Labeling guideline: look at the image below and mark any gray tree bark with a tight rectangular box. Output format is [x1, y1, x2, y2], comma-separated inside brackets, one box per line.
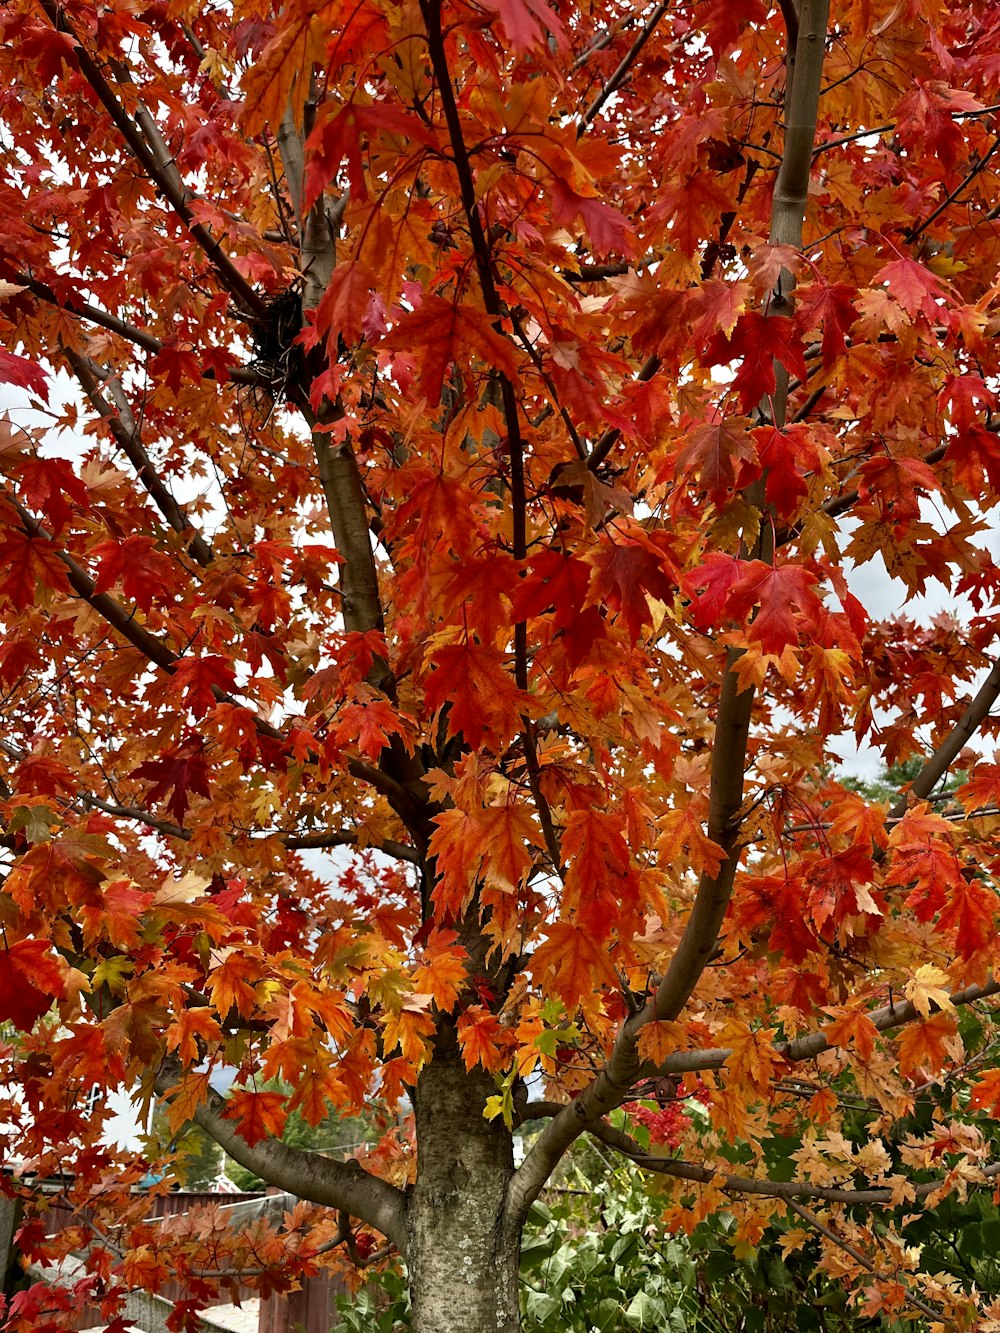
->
[407, 1056, 521, 1333]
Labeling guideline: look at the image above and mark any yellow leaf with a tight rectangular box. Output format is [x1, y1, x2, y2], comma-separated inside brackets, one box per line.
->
[904, 964, 954, 1018]
[636, 1020, 687, 1066]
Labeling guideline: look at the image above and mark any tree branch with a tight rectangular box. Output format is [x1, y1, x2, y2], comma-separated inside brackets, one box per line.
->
[155, 1068, 409, 1252]
[785, 1200, 954, 1328]
[507, 0, 832, 1221]
[37, 0, 265, 319]
[578, 0, 671, 134]
[63, 348, 215, 567]
[523, 1103, 1000, 1212]
[888, 657, 1000, 821]
[7, 271, 267, 383]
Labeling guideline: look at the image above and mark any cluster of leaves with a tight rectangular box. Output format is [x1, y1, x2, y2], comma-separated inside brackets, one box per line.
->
[3, 0, 1000, 1326]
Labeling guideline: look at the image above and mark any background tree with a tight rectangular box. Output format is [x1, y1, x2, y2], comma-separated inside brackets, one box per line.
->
[2, 0, 1000, 1330]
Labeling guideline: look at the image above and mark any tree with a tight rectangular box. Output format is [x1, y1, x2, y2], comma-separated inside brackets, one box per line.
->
[1, 0, 1000, 1327]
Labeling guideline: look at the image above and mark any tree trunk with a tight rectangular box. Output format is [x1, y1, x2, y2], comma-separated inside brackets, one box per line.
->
[407, 1056, 521, 1333]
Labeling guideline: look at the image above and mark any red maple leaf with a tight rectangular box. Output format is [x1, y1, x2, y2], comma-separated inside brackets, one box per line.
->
[0, 939, 65, 1030]
[0, 347, 49, 400]
[132, 736, 212, 823]
[704, 313, 808, 412]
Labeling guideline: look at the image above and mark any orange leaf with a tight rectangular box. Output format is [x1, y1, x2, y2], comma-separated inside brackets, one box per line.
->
[457, 1005, 506, 1073]
[896, 1013, 957, 1081]
[225, 1089, 288, 1147]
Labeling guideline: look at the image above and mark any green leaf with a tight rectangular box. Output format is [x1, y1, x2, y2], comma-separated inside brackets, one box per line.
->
[91, 955, 135, 995]
[625, 1291, 667, 1327]
[7, 804, 57, 844]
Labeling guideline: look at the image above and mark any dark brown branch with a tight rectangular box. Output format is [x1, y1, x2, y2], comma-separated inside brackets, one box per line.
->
[4, 499, 417, 807]
[7, 492, 180, 673]
[8, 271, 266, 384]
[37, 0, 265, 320]
[64, 349, 214, 567]
[578, 0, 671, 134]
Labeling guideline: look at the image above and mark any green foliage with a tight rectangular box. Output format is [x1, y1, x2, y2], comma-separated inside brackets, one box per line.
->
[842, 756, 966, 804]
[143, 1104, 223, 1191]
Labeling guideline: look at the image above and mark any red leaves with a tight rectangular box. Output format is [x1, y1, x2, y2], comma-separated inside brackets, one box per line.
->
[585, 529, 678, 641]
[686, 555, 822, 654]
[457, 1005, 506, 1072]
[0, 939, 64, 1030]
[423, 640, 525, 749]
[877, 258, 950, 319]
[703, 313, 807, 412]
[170, 654, 237, 717]
[91, 535, 176, 613]
[0, 347, 49, 399]
[132, 735, 211, 823]
[0, 530, 70, 609]
[480, 0, 566, 52]
[381, 296, 520, 404]
[674, 417, 756, 505]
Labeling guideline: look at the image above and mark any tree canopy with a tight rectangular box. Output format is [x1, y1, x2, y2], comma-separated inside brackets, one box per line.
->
[2, 0, 1000, 1329]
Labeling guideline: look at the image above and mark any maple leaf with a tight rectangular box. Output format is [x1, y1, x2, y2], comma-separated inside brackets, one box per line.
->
[412, 945, 469, 1013]
[132, 736, 211, 823]
[0, 939, 65, 1030]
[904, 965, 954, 1018]
[727, 561, 822, 656]
[165, 1008, 223, 1066]
[0, 346, 49, 400]
[635, 1021, 687, 1066]
[13, 454, 89, 534]
[90, 535, 176, 614]
[584, 530, 678, 641]
[381, 296, 520, 404]
[457, 1005, 506, 1073]
[674, 417, 757, 505]
[0, 530, 71, 609]
[382, 1006, 436, 1067]
[877, 258, 951, 320]
[970, 1069, 1000, 1118]
[480, 0, 566, 51]
[225, 1089, 288, 1147]
[703, 313, 808, 412]
[562, 806, 641, 941]
[793, 281, 856, 367]
[423, 640, 526, 750]
[824, 1008, 878, 1063]
[170, 654, 237, 718]
[78, 878, 154, 950]
[947, 425, 1000, 496]
[896, 1013, 957, 1081]
[529, 921, 620, 1010]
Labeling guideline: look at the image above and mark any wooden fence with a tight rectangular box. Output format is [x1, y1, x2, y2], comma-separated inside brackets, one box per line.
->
[3, 1187, 353, 1333]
